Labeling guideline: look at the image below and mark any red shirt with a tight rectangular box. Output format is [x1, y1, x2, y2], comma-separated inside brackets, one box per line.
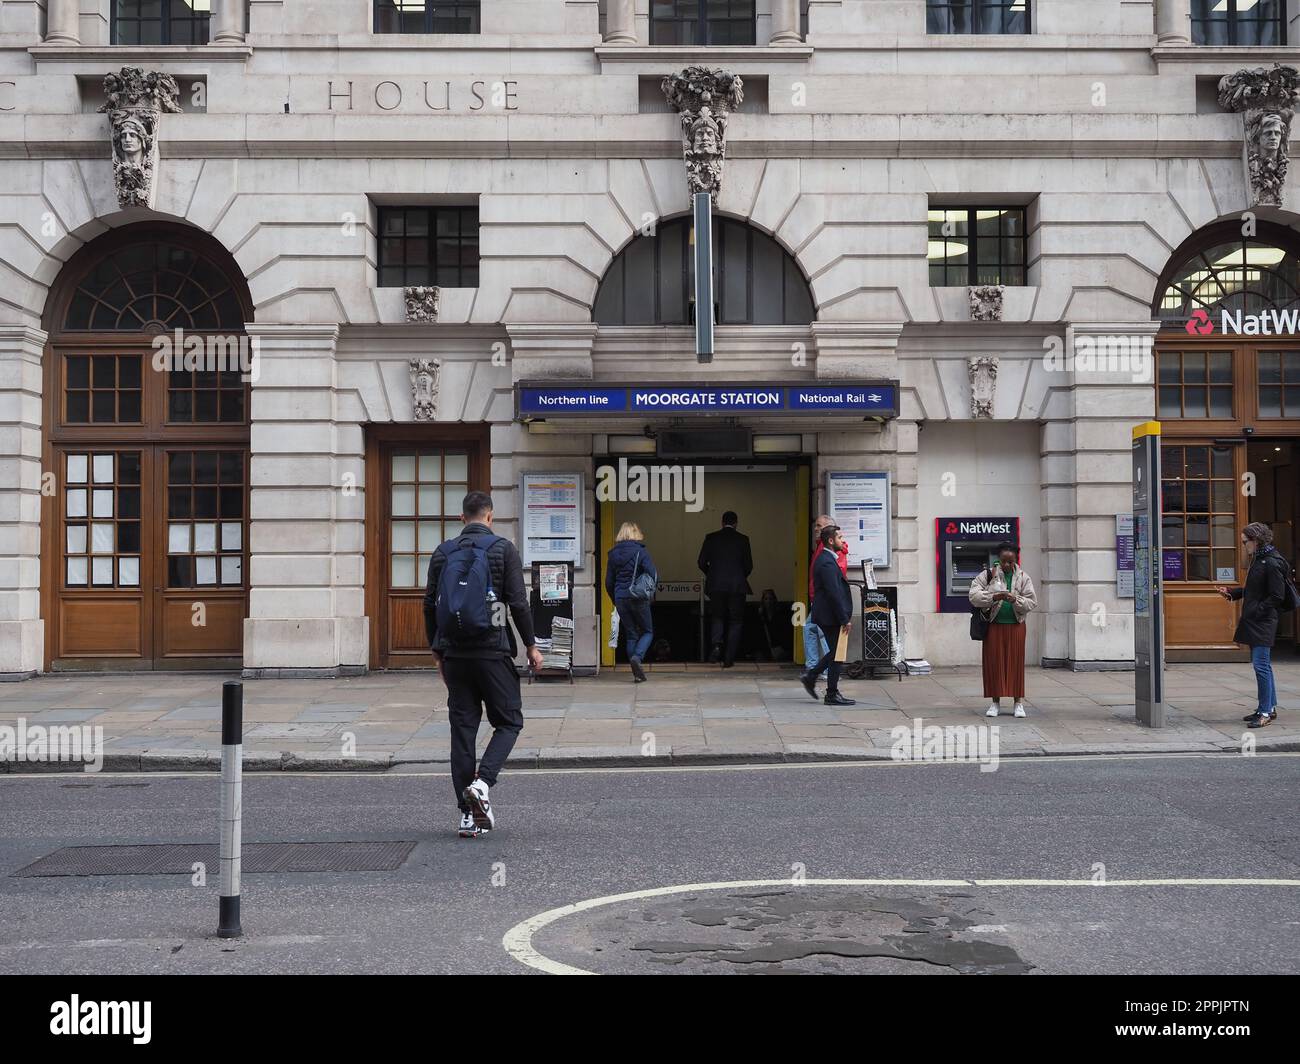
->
[809, 540, 849, 600]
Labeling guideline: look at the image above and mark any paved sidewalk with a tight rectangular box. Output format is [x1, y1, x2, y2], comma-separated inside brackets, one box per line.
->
[0, 661, 1296, 772]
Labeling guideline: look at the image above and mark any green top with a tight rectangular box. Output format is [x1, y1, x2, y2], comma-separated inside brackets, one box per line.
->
[994, 566, 1018, 623]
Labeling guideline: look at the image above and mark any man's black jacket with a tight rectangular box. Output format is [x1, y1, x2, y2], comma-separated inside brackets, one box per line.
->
[810, 546, 853, 632]
[697, 525, 753, 596]
[422, 522, 535, 657]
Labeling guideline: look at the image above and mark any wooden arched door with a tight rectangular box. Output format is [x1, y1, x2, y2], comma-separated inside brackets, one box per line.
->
[41, 226, 254, 670]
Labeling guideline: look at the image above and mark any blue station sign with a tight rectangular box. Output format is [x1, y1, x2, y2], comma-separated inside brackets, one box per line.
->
[517, 382, 899, 419]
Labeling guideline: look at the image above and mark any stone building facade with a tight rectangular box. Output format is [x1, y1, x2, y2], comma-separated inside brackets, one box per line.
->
[2, 0, 1299, 679]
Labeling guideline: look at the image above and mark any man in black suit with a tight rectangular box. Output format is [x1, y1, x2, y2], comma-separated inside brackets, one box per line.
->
[802, 524, 856, 706]
[697, 510, 753, 667]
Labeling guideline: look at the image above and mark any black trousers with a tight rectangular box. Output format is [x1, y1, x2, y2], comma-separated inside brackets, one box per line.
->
[442, 655, 524, 812]
[708, 592, 746, 664]
[809, 648, 842, 694]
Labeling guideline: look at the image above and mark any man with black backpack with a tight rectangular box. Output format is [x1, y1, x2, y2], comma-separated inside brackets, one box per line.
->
[424, 491, 543, 838]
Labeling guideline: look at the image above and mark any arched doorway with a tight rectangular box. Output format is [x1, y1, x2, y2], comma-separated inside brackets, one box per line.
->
[1152, 221, 1300, 659]
[41, 225, 254, 670]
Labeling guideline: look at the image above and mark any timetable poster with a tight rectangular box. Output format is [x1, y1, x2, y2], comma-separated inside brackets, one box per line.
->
[522, 472, 583, 568]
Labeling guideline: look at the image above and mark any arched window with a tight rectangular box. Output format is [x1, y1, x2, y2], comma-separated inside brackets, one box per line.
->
[1153, 223, 1300, 327]
[594, 216, 815, 326]
[62, 239, 246, 332]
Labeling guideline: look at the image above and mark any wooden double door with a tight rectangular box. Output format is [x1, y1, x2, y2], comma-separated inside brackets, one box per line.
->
[47, 443, 248, 669]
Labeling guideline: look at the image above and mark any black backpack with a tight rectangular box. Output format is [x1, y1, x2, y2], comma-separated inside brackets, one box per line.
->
[434, 535, 500, 643]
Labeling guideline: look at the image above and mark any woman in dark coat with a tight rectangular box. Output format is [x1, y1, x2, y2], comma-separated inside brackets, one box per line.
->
[605, 522, 657, 683]
[1217, 522, 1292, 728]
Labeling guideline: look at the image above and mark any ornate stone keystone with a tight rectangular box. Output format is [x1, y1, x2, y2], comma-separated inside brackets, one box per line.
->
[98, 67, 182, 210]
[968, 356, 999, 420]
[968, 285, 1005, 322]
[404, 286, 440, 323]
[661, 67, 744, 196]
[409, 358, 441, 421]
[1218, 65, 1300, 208]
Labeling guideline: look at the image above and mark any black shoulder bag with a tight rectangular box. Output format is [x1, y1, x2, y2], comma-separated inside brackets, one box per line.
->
[969, 567, 994, 642]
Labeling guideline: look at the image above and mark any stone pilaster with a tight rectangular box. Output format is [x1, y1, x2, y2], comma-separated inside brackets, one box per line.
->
[506, 323, 597, 381]
[1039, 321, 1159, 669]
[604, 0, 635, 44]
[0, 326, 46, 678]
[243, 324, 368, 676]
[212, 0, 246, 43]
[44, 0, 79, 44]
[811, 322, 904, 381]
[1155, 0, 1191, 45]
[770, 0, 802, 44]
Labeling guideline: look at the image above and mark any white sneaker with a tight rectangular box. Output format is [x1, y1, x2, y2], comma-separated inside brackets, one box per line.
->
[985, 703, 999, 717]
[457, 812, 481, 838]
[1013, 703, 1027, 718]
[464, 778, 495, 831]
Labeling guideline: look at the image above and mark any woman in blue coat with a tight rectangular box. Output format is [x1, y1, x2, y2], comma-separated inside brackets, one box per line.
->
[605, 522, 657, 683]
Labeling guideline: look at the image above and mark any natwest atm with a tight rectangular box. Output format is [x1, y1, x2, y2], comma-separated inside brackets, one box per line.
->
[936, 516, 1020, 613]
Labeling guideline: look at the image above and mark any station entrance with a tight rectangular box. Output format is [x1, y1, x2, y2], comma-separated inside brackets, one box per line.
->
[597, 460, 813, 668]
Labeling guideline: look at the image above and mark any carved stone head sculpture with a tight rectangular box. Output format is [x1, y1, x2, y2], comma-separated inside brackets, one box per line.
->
[99, 67, 182, 210]
[1219, 65, 1300, 208]
[968, 356, 1000, 420]
[662, 67, 744, 197]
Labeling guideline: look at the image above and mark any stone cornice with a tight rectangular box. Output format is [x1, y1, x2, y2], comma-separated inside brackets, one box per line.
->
[595, 45, 812, 71]
[28, 45, 253, 66]
[0, 137, 1256, 161]
[1152, 44, 1300, 70]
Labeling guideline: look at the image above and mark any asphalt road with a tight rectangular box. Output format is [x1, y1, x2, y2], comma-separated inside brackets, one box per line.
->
[1, 753, 1298, 974]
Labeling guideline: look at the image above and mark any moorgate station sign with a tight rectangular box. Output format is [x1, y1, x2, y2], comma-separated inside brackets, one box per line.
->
[516, 382, 899, 419]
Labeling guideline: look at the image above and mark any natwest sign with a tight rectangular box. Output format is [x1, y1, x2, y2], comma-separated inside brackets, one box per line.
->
[947, 519, 1014, 537]
[1187, 308, 1300, 336]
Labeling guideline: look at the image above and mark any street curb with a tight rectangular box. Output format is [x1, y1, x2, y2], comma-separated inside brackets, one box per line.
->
[1, 737, 1297, 774]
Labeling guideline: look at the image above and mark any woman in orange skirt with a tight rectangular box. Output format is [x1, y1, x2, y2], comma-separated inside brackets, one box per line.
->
[968, 543, 1038, 718]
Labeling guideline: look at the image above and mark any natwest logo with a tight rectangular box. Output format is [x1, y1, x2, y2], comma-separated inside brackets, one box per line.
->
[1186, 309, 1214, 336]
[945, 521, 959, 534]
[1220, 308, 1300, 336]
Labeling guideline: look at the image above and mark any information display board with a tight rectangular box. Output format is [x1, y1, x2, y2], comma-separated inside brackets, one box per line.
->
[521, 472, 583, 569]
[826, 472, 891, 568]
[1116, 514, 1134, 599]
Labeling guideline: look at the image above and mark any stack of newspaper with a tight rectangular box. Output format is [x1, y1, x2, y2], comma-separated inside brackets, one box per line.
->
[904, 659, 932, 676]
[538, 616, 574, 671]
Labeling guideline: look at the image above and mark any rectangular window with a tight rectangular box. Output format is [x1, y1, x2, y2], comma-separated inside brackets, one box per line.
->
[62, 450, 143, 589]
[650, 1, 756, 46]
[165, 450, 245, 589]
[388, 451, 468, 588]
[927, 0, 1030, 34]
[928, 207, 1026, 287]
[1160, 444, 1239, 584]
[374, 0, 481, 34]
[377, 206, 480, 288]
[1257, 350, 1300, 417]
[1191, 0, 1286, 46]
[1157, 350, 1235, 419]
[64, 355, 143, 425]
[112, 0, 211, 45]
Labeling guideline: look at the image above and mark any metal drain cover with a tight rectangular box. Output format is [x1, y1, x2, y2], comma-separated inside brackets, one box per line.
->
[12, 841, 416, 877]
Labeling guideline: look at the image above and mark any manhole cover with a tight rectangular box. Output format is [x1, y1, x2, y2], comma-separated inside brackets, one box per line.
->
[11, 841, 416, 877]
[531, 887, 1034, 975]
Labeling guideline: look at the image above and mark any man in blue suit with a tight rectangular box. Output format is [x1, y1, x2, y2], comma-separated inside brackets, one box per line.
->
[801, 524, 856, 706]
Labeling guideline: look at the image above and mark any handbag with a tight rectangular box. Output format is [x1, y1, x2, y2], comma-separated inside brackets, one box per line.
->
[627, 547, 657, 602]
[969, 567, 994, 641]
